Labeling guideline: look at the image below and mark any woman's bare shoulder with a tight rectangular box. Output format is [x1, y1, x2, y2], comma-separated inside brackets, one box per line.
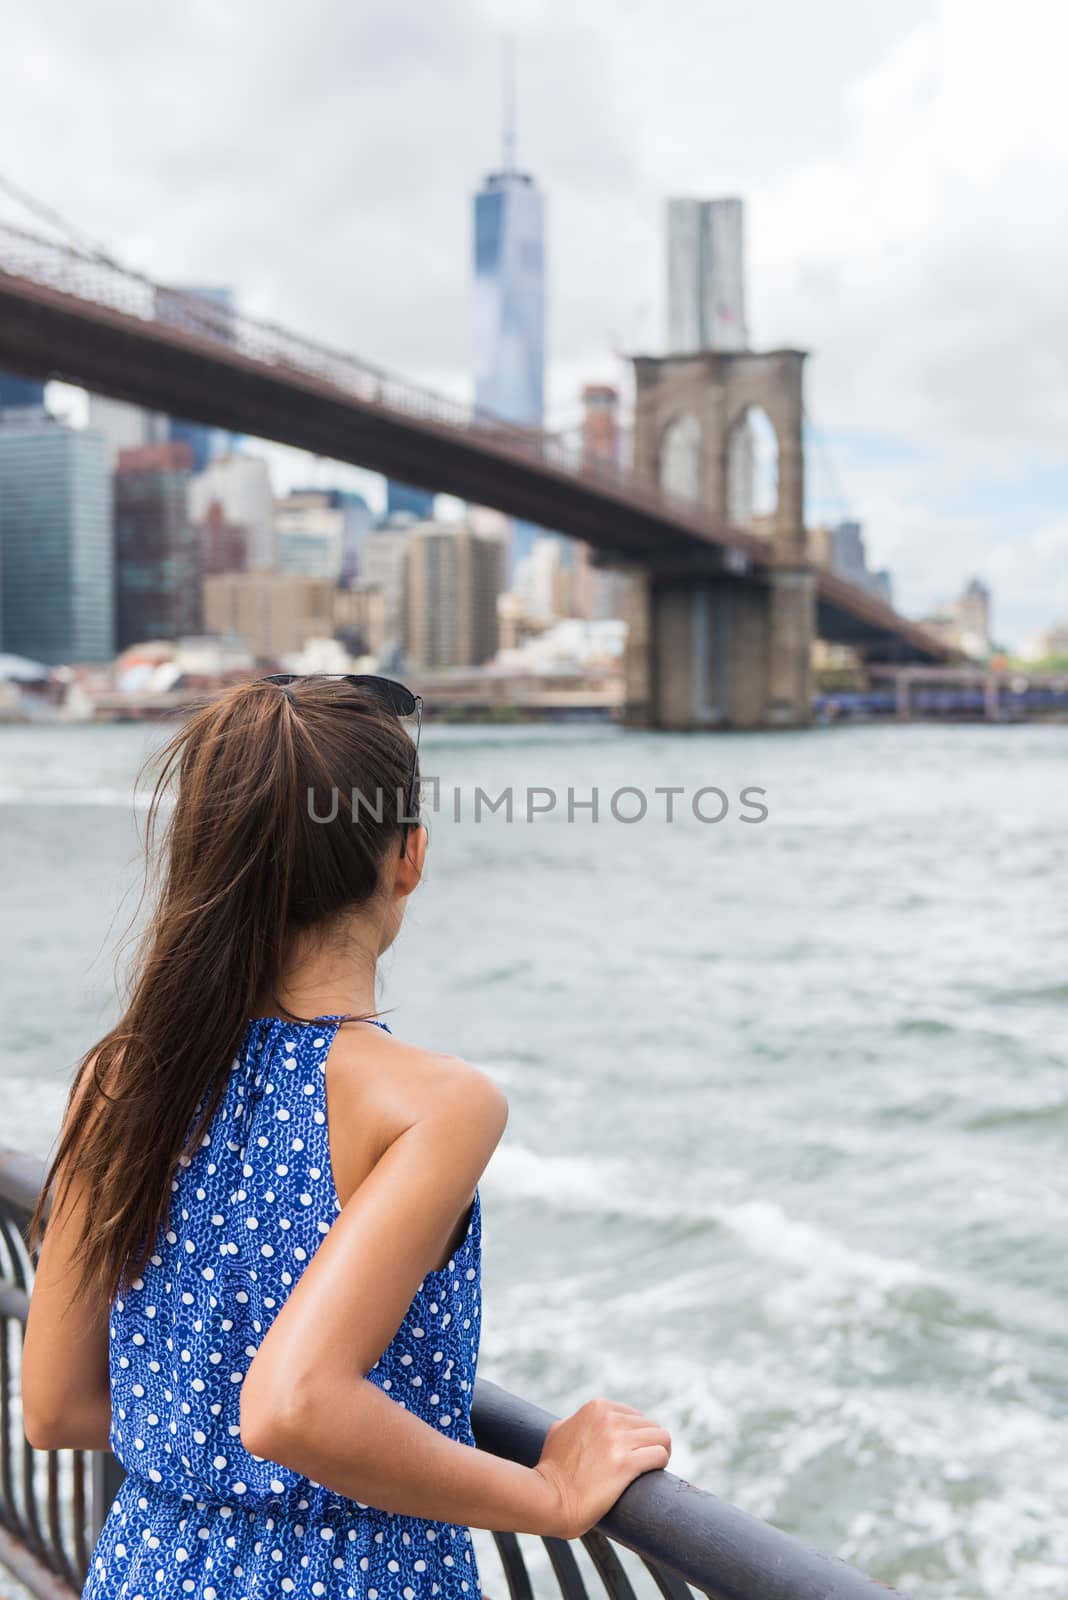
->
[324, 1022, 508, 1199]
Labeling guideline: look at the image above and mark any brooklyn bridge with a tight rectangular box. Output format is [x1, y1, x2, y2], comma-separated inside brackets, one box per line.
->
[0, 220, 949, 729]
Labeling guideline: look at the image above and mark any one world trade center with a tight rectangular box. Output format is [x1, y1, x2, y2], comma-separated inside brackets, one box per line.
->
[472, 79, 546, 575]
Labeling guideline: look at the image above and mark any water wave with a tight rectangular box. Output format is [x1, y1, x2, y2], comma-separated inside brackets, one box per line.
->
[992, 981, 1068, 1007]
[487, 1143, 926, 1288]
[0, 784, 159, 810]
[964, 1097, 1068, 1130]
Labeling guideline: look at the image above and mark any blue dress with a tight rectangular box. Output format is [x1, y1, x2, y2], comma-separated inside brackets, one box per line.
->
[83, 1014, 484, 1600]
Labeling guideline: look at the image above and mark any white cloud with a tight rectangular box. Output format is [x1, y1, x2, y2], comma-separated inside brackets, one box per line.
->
[753, 0, 1068, 449]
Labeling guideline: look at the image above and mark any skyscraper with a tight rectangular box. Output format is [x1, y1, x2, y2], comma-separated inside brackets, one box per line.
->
[472, 62, 546, 573]
[114, 441, 199, 649]
[665, 196, 753, 528]
[0, 413, 114, 663]
[666, 197, 748, 353]
[404, 523, 506, 670]
[473, 170, 545, 426]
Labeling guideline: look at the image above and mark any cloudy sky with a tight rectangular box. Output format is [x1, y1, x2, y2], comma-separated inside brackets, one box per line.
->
[2, 0, 1065, 645]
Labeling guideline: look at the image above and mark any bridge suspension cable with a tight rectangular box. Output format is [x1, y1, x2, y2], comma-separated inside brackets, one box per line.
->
[0, 171, 119, 268]
[801, 402, 855, 526]
[0, 171, 252, 344]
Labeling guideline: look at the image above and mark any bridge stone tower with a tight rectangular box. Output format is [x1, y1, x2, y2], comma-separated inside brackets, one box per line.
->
[624, 348, 815, 730]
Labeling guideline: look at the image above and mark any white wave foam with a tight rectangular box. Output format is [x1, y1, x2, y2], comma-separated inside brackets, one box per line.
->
[485, 1140, 744, 1225]
[486, 1142, 927, 1307]
[0, 785, 158, 810]
[721, 1198, 927, 1318]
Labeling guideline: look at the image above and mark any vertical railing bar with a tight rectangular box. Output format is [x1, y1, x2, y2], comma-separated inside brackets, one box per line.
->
[578, 1528, 643, 1600]
[46, 1453, 62, 1574]
[71, 1452, 90, 1576]
[4, 1173, 52, 1580]
[490, 1530, 537, 1600]
[543, 1534, 592, 1600]
[46, 1451, 78, 1591]
[20, 1433, 48, 1563]
[0, 1316, 15, 1532]
[638, 1557, 698, 1600]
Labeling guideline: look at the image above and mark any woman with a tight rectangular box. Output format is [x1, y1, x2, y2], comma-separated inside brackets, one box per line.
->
[22, 674, 671, 1600]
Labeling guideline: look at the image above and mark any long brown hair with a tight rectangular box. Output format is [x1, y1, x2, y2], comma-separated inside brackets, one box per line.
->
[29, 675, 419, 1304]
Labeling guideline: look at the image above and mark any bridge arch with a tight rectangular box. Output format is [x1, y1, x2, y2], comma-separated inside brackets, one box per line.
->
[725, 404, 778, 532]
[658, 412, 702, 505]
[632, 349, 806, 562]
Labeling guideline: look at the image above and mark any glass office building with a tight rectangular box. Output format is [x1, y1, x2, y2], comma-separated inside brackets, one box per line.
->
[473, 171, 545, 426]
[473, 169, 546, 573]
[0, 416, 114, 663]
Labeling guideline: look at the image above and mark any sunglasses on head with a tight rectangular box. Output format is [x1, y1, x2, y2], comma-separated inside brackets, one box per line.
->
[257, 673, 423, 857]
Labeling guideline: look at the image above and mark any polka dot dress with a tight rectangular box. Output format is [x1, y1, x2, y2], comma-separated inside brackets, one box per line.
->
[83, 1015, 483, 1600]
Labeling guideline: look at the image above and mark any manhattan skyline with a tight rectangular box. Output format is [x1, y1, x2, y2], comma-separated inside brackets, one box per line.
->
[0, 0, 1065, 645]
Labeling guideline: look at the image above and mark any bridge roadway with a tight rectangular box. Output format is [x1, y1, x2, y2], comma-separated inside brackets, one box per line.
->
[0, 220, 946, 673]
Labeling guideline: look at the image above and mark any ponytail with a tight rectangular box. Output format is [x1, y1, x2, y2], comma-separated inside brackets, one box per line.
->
[29, 677, 417, 1302]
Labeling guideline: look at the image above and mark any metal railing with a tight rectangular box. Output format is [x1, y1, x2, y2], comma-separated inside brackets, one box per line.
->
[0, 1147, 903, 1599]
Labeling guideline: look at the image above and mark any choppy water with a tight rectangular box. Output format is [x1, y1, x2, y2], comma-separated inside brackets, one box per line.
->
[1, 721, 1066, 1598]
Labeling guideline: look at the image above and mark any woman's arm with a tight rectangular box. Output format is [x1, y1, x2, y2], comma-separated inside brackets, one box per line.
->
[240, 1059, 563, 1534]
[22, 1109, 112, 1452]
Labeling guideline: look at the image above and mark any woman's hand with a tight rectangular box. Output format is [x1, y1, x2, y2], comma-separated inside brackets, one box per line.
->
[532, 1398, 672, 1539]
